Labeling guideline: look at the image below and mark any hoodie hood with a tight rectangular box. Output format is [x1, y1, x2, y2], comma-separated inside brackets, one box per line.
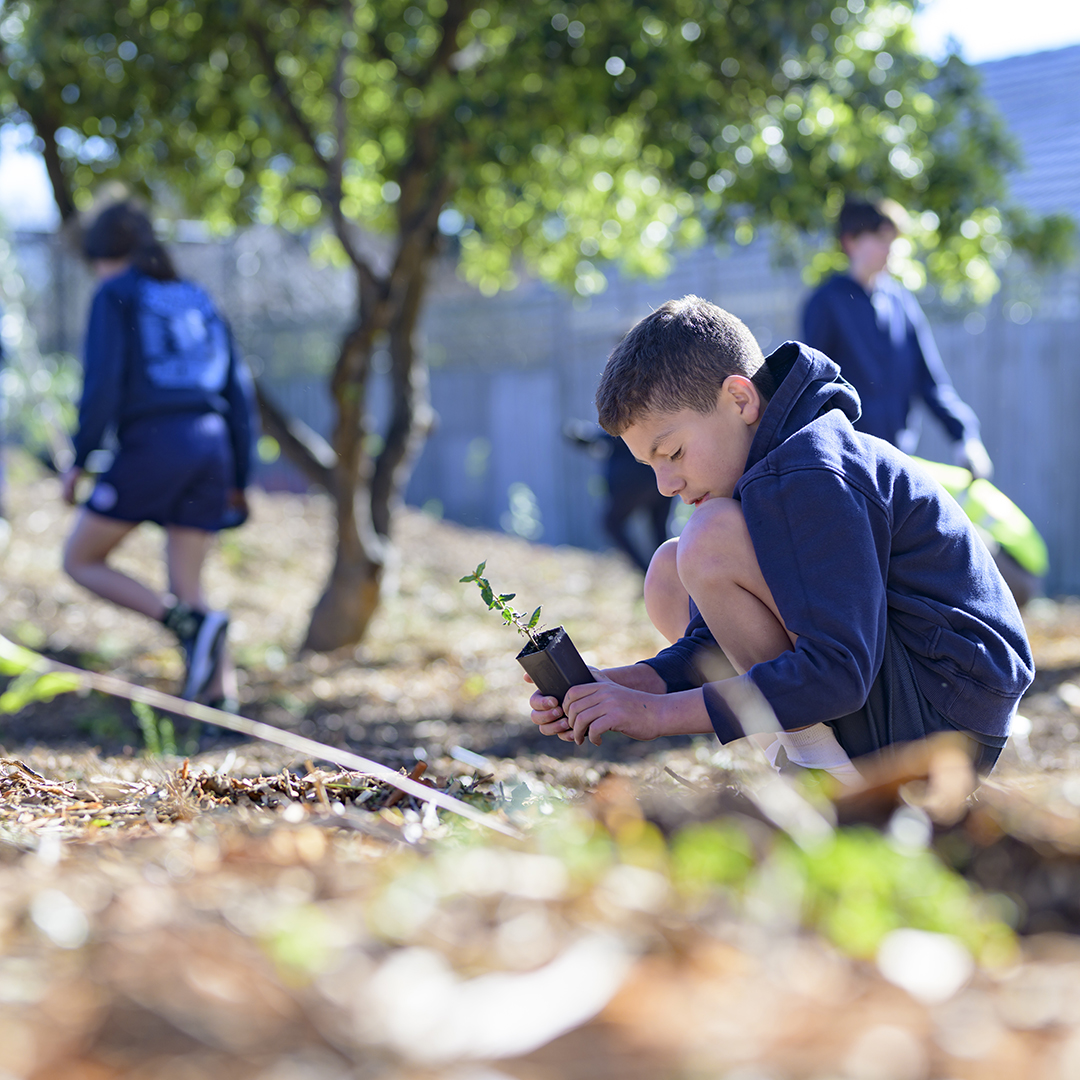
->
[744, 341, 862, 473]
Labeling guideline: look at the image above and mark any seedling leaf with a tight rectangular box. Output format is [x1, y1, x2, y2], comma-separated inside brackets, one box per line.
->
[461, 560, 546, 647]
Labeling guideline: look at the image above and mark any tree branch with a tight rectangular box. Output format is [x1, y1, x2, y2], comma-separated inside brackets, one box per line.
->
[243, 6, 382, 295]
[5, 644, 519, 836]
[3, 87, 78, 223]
[244, 13, 324, 166]
[417, 0, 473, 90]
[33, 114, 78, 224]
[254, 379, 335, 491]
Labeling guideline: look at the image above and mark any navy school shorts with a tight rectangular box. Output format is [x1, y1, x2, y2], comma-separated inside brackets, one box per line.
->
[86, 411, 233, 532]
[827, 627, 1008, 776]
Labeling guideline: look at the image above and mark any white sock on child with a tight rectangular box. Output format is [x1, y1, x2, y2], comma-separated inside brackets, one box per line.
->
[771, 723, 863, 785]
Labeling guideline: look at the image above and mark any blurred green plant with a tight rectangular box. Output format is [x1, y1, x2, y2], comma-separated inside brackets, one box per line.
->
[667, 817, 1013, 963]
[0, 350, 80, 469]
[0, 228, 78, 471]
[131, 699, 177, 757]
[0, 0, 1057, 653]
[0, 632, 80, 713]
[376, 803, 1014, 970]
[774, 827, 1012, 962]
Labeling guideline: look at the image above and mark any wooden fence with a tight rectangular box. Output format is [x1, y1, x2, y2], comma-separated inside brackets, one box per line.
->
[14, 229, 1080, 595]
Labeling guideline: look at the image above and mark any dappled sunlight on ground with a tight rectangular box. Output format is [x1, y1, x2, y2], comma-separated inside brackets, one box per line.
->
[5, 452, 1080, 1077]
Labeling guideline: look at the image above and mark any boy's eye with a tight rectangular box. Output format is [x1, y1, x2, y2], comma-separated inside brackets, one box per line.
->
[670, 448, 683, 461]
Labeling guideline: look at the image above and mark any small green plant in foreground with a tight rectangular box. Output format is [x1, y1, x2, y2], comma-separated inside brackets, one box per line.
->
[460, 561, 545, 648]
[132, 701, 177, 757]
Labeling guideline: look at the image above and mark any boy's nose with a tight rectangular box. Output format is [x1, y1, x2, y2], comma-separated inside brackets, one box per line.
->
[655, 468, 681, 498]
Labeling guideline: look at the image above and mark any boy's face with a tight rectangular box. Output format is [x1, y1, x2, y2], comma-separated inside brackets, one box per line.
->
[620, 376, 762, 505]
[841, 223, 897, 279]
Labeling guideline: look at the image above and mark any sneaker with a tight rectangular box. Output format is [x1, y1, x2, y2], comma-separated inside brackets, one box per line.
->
[165, 603, 229, 701]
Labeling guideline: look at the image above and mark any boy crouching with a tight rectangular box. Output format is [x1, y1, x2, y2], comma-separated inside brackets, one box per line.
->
[529, 296, 1033, 780]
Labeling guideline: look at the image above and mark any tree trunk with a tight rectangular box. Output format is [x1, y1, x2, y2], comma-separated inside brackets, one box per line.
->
[300, 321, 387, 652]
[298, 102, 451, 648]
[301, 533, 384, 651]
[370, 248, 437, 538]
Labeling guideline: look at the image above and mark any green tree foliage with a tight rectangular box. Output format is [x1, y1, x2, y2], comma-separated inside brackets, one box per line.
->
[0, 0, 1065, 646]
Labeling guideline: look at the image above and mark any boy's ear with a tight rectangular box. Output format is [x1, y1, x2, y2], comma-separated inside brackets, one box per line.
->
[721, 375, 763, 425]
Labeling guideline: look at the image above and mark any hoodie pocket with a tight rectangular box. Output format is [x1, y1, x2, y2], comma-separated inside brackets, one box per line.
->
[928, 624, 979, 674]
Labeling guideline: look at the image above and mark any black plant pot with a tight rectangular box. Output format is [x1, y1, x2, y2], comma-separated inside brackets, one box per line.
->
[516, 626, 595, 704]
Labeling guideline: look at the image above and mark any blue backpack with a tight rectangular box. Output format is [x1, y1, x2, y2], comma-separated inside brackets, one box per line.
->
[137, 278, 230, 393]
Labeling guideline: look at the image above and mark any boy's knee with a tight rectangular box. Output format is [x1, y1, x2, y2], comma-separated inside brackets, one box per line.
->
[62, 530, 102, 583]
[644, 538, 688, 643]
[644, 537, 680, 595]
[61, 538, 82, 580]
[676, 498, 752, 589]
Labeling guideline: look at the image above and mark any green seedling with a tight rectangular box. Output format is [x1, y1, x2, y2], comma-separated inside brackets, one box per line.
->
[460, 562, 545, 648]
[132, 700, 177, 757]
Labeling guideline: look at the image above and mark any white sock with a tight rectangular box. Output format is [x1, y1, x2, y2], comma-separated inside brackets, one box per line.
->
[773, 723, 862, 785]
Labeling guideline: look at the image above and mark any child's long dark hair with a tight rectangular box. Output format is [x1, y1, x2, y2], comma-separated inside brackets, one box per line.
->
[82, 201, 178, 281]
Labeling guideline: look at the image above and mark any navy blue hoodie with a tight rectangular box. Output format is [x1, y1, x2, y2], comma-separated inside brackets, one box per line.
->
[802, 273, 980, 448]
[73, 266, 254, 489]
[643, 342, 1033, 744]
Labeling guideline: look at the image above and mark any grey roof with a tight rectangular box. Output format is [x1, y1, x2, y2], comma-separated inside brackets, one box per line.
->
[977, 44, 1080, 223]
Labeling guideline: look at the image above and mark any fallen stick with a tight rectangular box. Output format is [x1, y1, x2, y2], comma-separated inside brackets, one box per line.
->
[384, 760, 427, 810]
[7, 652, 521, 838]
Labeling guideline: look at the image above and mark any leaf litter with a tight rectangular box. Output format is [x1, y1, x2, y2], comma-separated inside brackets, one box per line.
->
[3, 460, 1080, 1077]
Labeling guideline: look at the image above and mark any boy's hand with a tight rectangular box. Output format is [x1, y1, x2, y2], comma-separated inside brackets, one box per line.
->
[562, 678, 667, 746]
[528, 663, 678, 744]
[61, 467, 84, 506]
[528, 679, 579, 742]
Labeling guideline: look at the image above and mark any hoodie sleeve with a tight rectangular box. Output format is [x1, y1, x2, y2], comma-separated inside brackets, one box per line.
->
[72, 284, 128, 469]
[903, 290, 980, 444]
[704, 464, 894, 741]
[640, 611, 725, 691]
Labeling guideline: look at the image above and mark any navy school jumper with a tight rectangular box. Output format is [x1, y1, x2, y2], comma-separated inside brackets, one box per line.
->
[642, 341, 1033, 745]
[72, 266, 254, 492]
[801, 273, 980, 450]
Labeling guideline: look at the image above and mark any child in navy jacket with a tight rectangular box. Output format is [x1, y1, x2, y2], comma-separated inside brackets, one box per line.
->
[529, 296, 1033, 778]
[801, 197, 992, 481]
[61, 202, 254, 706]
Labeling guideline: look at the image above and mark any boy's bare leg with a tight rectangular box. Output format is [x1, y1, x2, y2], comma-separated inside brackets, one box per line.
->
[165, 525, 215, 610]
[63, 510, 163, 619]
[672, 497, 796, 673]
[166, 525, 234, 702]
[643, 502, 784, 750]
[644, 538, 690, 644]
[672, 498, 860, 780]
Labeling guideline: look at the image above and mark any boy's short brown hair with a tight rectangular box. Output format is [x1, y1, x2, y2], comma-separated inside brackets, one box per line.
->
[595, 296, 766, 435]
[836, 196, 908, 241]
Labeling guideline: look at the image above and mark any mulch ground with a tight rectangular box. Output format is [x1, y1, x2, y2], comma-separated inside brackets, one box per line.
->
[4, 452, 1080, 1079]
